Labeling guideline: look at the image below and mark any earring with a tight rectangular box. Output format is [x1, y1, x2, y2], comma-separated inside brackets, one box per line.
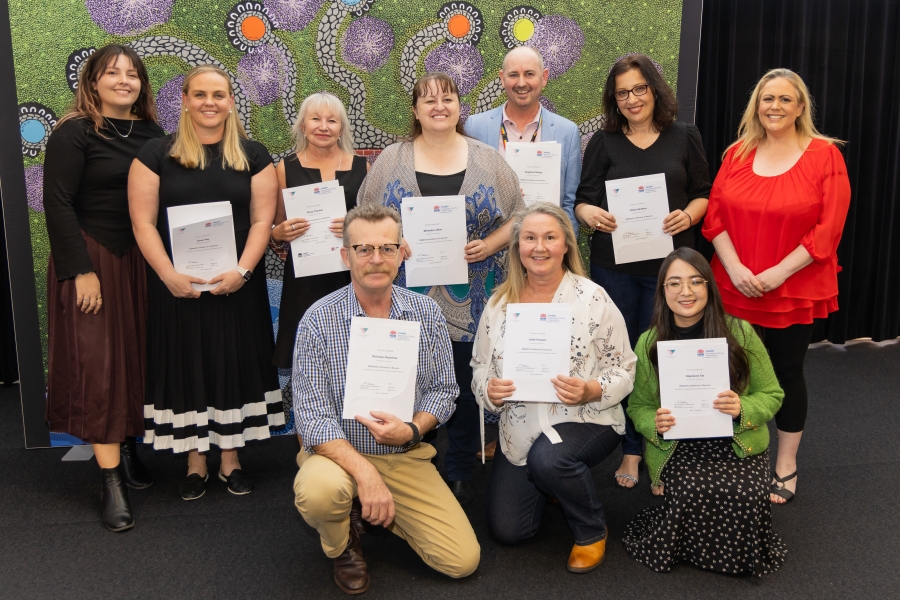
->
[229, 109, 233, 113]
[184, 108, 188, 113]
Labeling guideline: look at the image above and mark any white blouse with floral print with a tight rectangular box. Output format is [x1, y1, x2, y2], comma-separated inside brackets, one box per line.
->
[471, 271, 637, 466]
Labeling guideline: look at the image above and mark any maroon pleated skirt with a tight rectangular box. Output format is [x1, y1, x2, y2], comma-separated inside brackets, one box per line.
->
[46, 232, 147, 444]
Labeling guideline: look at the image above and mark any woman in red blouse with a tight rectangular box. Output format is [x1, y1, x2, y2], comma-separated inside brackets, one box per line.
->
[703, 68, 851, 504]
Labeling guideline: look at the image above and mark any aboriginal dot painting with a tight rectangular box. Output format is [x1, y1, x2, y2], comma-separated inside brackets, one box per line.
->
[9, 0, 686, 435]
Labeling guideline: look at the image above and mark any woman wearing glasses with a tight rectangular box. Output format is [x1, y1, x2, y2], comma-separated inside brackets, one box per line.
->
[573, 53, 712, 490]
[358, 73, 523, 505]
[622, 247, 786, 576]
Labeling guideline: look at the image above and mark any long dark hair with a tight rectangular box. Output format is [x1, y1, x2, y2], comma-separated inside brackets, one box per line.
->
[601, 53, 677, 135]
[56, 44, 158, 134]
[408, 73, 468, 140]
[647, 247, 752, 394]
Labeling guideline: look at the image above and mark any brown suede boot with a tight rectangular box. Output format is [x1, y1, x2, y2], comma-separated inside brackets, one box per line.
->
[333, 527, 369, 594]
[566, 534, 607, 573]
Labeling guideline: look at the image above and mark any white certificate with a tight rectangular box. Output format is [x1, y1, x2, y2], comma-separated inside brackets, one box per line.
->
[605, 173, 674, 264]
[505, 142, 562, 207]
[501, 304, 572, 402]
[342, 317, 421, 422]
[282, 180, 349, 278]
[168, 201, 238, 292]
[401, 196, 468, 287]
[657, 338, 734, 439]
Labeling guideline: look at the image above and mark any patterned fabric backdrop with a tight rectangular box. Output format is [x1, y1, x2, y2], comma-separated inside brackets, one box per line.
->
[10, 0, 685, 436]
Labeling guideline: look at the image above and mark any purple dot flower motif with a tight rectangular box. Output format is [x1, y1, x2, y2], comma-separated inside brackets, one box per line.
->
[459, 102, 471, 124]
[580, 131, 595, 161]
[263, 0, 326, 32]
[85, 0, 175, 36]
[156, 76, 185, 134]
[340, 16, 394, 73]
[25, 165, 44, 213]
[424, 43, 484, 96]
[527, 15, 584, 79]
[611, 53, 663, 75]
[237, 44, 287, 105]
[539, 96, 556, 114]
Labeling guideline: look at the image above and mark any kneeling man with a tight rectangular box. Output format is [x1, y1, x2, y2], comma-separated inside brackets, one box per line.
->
[292, 204, 480, 594]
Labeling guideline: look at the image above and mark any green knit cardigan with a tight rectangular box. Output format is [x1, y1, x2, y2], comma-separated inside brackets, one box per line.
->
[627, 318, 784, 487]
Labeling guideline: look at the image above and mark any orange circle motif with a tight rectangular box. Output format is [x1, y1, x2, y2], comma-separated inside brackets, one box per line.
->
[240, 15, 267, 41]
[447, 14, 471, 38]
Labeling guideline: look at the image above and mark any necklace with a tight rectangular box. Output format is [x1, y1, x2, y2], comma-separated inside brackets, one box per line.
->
[104, 117, 134, 138]
[302, 148, 343, 173]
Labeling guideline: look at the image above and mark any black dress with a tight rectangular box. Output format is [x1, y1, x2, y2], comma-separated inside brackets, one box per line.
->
[136, 136, 283, 452]
[44, 117, 163, 444]
[622, 317, 787, 576]
[574, 122, 712, 277]
[271, 154, 366, 368]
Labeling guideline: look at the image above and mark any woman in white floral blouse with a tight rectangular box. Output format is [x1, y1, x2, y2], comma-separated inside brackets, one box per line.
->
[471, 202, 636, 573]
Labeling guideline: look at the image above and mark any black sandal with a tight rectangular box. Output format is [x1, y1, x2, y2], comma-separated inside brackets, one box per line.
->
[770, 471, 797, 504]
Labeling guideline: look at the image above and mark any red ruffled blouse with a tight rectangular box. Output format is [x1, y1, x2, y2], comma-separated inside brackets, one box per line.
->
[703, 139, 851, 329]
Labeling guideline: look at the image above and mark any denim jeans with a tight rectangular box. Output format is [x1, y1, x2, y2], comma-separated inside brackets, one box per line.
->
[486, 422, 622, 545]
[444, 341, 478, 482]
[589, 264, 657, 456]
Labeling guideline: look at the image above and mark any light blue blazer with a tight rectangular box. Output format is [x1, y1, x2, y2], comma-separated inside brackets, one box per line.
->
[465, 104, 582, 233]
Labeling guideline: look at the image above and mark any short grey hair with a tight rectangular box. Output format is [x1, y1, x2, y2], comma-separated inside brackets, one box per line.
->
[342, 204, 402, 246]
[501, 46, 545, 73]
[292, 92, 356, 155]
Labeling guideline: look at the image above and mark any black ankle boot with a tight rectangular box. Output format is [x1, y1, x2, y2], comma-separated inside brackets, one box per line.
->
[101, 465, 134, 532]
[120, 437, 153, 489]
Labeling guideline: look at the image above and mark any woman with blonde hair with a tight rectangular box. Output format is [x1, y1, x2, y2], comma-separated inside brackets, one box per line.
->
[703, 68, 851, 504]
[44, 43, 163, 532]
[471, 202, 636, 572]
[271, 92, 368, 369]
[129, 65, 283, 501]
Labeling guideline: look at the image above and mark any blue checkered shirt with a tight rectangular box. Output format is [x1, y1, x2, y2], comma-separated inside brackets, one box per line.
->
[293, 284, 459, 455]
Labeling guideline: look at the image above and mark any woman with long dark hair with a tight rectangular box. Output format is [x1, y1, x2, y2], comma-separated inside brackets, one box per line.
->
[622, 247, 786, 576]
[44, 44, 163, 531]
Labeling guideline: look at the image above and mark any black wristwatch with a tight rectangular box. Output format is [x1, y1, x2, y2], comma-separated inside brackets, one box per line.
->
[406, 422, 421, 446]
[235, 266, 252, 282]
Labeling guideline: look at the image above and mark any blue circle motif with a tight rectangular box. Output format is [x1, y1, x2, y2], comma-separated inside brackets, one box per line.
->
[20, 119, 46, 144]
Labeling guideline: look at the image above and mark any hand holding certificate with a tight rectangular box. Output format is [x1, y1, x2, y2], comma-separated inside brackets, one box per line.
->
[504, 142, 562, 206]
[168, 201, 238, 292]
[501, 304, 572, 402]
[342, 317, 421, 422]
[282, 180, 349, 278]
[657, 338, 734, 439]
[605, 173, 674, 264]
[401, 196, 468, 287]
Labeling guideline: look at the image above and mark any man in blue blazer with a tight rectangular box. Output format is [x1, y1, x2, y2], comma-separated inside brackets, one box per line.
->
[464, 46, 582, 233]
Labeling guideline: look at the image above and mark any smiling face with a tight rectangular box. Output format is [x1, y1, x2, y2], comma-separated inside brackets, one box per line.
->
[518, 213, 568, 280]
[182, 71, 234, 136]
[614, 68, 655, 129]
[663, 258, 709, 328]
[300, 105, 342, 151]
[412, 83, 460, 135]
[500, 48, 549, 112]
[756, 77, 804, 137]
[341, 217, 403, 297]
[91, 54, 140, 116]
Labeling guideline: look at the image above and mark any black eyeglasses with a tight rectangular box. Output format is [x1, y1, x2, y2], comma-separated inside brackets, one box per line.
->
[614, 84, 650, 101]
[664, 277, 708, 294]
[347, 243, 401, 259]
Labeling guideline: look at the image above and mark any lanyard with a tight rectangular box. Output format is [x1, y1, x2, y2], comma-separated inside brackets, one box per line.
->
[500, 109, 542, 150]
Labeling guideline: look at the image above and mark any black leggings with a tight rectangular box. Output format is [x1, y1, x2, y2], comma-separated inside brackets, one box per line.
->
[757, 323, 815, 433]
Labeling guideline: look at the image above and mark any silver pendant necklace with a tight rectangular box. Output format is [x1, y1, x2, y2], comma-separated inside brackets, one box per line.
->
[104, 116, 134, 138]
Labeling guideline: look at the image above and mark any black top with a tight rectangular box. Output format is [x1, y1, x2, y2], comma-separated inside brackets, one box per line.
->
[44, 117, 164, 280]
[673, 314, 706, 340]
[415, 170, 466, 197]
[136, 135, 273, 257]
[575, 122, 712, 277]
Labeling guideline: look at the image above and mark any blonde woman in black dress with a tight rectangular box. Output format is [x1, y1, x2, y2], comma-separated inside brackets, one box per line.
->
[44, 44, 162, 532]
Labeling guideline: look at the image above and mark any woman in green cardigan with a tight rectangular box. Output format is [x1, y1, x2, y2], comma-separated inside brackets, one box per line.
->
[622, 247, 787, 576]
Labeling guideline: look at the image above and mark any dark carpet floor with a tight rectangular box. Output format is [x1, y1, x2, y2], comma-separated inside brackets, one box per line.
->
[0, 339, 898, 600]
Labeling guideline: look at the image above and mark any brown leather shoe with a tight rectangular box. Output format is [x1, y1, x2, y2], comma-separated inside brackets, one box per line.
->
[566, 534, 607, 573]
[334, 527, 369, 594]
[349, 497, 368, 537]
[476, 439, 497, 461]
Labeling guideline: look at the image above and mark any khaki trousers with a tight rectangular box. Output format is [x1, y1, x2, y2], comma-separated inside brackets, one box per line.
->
[293, 443, 480, 578]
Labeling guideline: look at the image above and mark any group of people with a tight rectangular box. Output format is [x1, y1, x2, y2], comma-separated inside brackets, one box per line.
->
[43, 41, 850, 593]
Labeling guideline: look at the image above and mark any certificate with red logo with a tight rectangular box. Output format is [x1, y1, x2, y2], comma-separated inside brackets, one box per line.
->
[401, 195, 468, 287]
[657, 338, 734, 439]
[505, 142, 562, 207]
[342, 317, 421, 422]
[282, 180, 349, 278]
[605, 173, 674, 264]
[168, 201, 238, 292]
[501, 303, 572, 403]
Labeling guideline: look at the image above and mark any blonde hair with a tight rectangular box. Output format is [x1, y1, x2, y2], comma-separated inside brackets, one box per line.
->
[490, 203, 586, 307]
[728, 68, 844, 161]
[169, 65, 250, 171]
[292, 92, 356, 155]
